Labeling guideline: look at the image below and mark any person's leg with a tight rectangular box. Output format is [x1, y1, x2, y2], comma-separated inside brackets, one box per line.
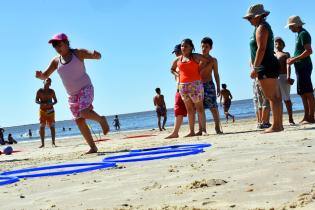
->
[257, 108, 262, 124]
[162, 113, 167, 130]
[284, 100, 295, 124]
[196, 111, 206, 136]
[195, 101, 207, 135]
[39, 126, 45, 148]
[210, 108, 223, 134]
[259, 78, 283, 132]
[224, 107, 229, 123]
[306, 93, 315, 122]
[157, 115, 162, 131]
[50, 126, 56, 147]
[75, 118, 98, 154]
[300, 94, 310, 123]
[80, 109, 109, 135]
[262, 107, 270, 124]
[165, 115, 184, 139]
[183, 99, 196, 137]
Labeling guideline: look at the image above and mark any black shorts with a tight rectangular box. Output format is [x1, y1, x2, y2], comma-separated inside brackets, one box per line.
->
[257, 69, 279, 80]
[295, 63, 313, 95]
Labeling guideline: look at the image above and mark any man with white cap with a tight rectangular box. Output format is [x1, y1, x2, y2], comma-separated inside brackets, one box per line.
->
[286, 16, 314, 124]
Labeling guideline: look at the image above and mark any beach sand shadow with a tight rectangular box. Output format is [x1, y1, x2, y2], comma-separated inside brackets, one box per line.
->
[97, 150, 130, 156]
[222, 130, 259, 135]
[0, 158, 29, 163]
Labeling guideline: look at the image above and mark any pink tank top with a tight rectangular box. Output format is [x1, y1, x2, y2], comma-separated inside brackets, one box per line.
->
[57, 52, 92, 96]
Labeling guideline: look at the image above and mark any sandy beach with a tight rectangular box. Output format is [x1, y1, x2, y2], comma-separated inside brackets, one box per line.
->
[0, 113, 315, 210]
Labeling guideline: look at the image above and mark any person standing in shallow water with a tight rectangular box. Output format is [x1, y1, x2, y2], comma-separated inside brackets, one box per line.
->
[286, 16, 314, 124]
[113, 115, 121, 131]
[153, 88, 167, 131]
[35, 33, 109, 154]
[274, 37, 295, 125]
[243, 4, 283, 133]
[36, 78, 57, 148]
[220, 84, 235, 123]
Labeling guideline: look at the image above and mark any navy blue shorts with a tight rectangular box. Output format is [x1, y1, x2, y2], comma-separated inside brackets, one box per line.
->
[295, 63, 313, 95]
[203, 81, 218, 109]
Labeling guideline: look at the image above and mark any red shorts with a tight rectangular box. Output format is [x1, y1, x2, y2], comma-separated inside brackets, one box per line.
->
[174, 92, 187, 117]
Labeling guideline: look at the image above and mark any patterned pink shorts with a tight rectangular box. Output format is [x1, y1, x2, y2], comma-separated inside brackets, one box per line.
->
[68, 85, 94, 119]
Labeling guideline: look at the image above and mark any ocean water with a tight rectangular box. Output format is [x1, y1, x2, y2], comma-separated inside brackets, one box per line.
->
[1, 94, 304, 143]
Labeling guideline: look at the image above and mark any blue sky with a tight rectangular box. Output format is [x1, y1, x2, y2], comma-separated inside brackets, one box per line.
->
[0, 0, 314, 127]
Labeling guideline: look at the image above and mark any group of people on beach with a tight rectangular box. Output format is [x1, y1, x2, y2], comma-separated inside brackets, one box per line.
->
[31, 3, 313, 153]
[0, 128, 17, 145]
[154, 38, 235, 138]
[245, 4, 314, 133]
[155, 3, 314, 138]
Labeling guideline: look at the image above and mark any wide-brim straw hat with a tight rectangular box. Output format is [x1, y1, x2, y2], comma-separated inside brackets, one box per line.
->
[243, 4, 270, 19]
[285, 16, 305, 28]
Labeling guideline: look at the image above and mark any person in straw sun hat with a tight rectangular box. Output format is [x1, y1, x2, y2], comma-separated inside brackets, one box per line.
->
[243, 4, 283, 133]
[286, 16, 314, 124]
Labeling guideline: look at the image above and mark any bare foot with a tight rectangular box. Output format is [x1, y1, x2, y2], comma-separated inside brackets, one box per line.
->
[52, 144, 57, 148]
[184, 132, 195, 137]
[299, 118, 308, 124]
[165, 133, 179, 139]
[85, 147, 98, 154]
[39, 145, 44, 148]
[162, 127, 166, 131]
[263, 127, 284, 133]
[300, 120, 311, 125]
[100, 116, 109, 135]
[202, 131, 209, 136]
[195, 131, 202, 136]
[232, 116, 235, 123]
[215, 127, 223, 134]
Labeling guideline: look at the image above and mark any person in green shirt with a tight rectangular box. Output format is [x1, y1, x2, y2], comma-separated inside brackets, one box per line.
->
[286, 16, 314, 124]
[243, 4, 283, 133]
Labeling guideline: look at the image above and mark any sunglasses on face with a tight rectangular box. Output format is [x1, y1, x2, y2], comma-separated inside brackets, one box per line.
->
[52, 41, 63, 48]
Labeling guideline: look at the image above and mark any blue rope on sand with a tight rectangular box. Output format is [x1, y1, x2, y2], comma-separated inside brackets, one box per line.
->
[0, 175, 20, 186]
[0, 143, 211, 186]
[0, 162, 116, 178]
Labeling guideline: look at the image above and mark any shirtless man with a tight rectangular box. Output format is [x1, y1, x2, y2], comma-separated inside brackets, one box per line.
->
[275, 37, 295, 125]
[198, 37, 223, 134]
[35, 78, 57, 148]
[220, 84, 235, 123]
[153, 88, 167, 131]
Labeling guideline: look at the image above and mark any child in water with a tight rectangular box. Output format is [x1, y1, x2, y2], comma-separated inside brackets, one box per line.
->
[35, 33, 109, 154]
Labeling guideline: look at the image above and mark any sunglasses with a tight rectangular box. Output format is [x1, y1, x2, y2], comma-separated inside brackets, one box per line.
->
[52, 41, 63, 48]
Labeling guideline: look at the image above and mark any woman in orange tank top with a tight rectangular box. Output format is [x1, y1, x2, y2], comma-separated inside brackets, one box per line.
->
[170, 39, 212, 137]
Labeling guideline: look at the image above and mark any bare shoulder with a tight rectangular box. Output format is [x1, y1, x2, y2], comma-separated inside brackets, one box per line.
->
[51, 56, 59, 66]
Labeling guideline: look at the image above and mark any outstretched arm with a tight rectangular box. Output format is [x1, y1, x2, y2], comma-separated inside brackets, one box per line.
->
[76, 49, 102, 60]
[35, 57, 59, 80]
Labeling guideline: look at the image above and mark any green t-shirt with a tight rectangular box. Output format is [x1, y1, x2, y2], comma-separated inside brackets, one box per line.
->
[249, 21, 279, 71]
[294, 28, 312, 68]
